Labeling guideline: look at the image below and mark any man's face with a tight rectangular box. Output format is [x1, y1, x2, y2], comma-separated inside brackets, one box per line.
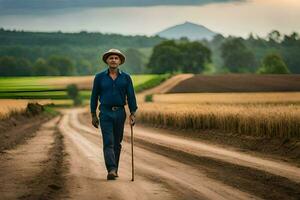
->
[106, 54, 121, 68]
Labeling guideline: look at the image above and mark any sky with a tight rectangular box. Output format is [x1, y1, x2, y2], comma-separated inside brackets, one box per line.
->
[0, 0, 299, 38]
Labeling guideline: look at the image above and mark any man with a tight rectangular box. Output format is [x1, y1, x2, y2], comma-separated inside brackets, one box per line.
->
[90, 49, 137, 180]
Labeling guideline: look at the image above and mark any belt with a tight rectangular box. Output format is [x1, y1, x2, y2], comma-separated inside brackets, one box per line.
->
[101, 105, 124, 111]
[111, 106, 123, 111]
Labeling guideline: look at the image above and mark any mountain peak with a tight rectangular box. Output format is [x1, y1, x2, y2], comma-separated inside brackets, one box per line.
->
[156, 21, 217, 41]
[183, 21, 200, 25]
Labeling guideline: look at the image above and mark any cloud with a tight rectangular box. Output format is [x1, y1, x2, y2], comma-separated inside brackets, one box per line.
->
[0, 0, 246, 14]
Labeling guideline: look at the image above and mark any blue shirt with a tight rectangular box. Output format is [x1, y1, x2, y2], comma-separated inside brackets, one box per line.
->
[90, 68, 138, 114]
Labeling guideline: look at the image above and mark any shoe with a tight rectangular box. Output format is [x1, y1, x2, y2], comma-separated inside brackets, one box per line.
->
[107, 169, 117, 180]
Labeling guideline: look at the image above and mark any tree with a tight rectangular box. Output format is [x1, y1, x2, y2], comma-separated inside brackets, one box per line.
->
[147, 40, 181, 74]
[47, 55, 76, 76]
[122, 48, 145, 74]
[221, 38, 256, 73]
[281, 32, 300, 73]
[32, 58, 60, 76]
[147, 40, 211, 74]
[268, 30, 282, 43]
[76, 59, 93, 75]
[282, 32, 300, 46]
[0, 56, 17, 76]
[179, 41, 211, 73]
[67, 84, 82, 106]
[209, 34, 226, 73]
[257, 53, 290, 74]
[15, 57, 32, 76]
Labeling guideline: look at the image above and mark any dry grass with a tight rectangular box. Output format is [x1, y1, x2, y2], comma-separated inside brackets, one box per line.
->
[0, 100, 29, 118]
[153, 92, 300, 105]
[0, 99, 72, 119]
[137, 101, 300, 138]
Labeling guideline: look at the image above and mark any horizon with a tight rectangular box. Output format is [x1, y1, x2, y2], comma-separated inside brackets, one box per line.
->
[0, 0, 299, 38]
[1, 21, 298, 40]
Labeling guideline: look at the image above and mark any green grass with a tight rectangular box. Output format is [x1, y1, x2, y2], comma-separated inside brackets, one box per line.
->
[43, 106, 61, 116]
[0, 76, 61, 92]
[0, 74, 170, 99]
[134, 74, 171, 93]
[132, 74, 159, 86]
[0, 91, 69, 99]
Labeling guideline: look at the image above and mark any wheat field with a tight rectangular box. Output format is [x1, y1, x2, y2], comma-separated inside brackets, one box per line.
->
[0, 99, 72, 118]
[138, 93, 300, 138]
[153, 92, 300, 105]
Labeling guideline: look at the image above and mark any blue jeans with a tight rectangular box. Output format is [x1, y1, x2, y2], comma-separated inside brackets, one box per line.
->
[99, 106, 126, 173]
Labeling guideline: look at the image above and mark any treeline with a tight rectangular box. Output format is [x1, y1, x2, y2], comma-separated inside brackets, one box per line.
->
[207, 31, 300, 74]
[0, 48, 147, 76]
[0, 28, 163, 76]
[0, 28, 162, 47]
[147, 31, 299, 74]
[0, 55, 78, 76]
[0, 29, 299, 76]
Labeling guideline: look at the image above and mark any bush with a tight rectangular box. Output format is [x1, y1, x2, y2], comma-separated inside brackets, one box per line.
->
[257, 53, 290, 74]
[67, 84, 82, 106]
[145, 94, 153, 102]
[26, 103, 44, 116]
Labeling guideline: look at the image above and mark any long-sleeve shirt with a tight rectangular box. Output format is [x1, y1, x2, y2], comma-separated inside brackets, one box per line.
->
[90, 68, 138, 114]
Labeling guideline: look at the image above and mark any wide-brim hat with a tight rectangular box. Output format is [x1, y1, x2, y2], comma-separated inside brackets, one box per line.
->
[102, 49, 126, 65]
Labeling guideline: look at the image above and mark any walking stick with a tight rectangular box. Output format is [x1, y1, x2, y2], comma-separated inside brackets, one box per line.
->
[130, 124, 135, 181]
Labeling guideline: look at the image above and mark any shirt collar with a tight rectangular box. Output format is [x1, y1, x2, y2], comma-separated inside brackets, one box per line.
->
[105, 68, 122, 75]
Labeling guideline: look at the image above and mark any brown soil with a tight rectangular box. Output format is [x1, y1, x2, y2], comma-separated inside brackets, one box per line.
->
[167, 74, 300, 93]
[137, 123, 300, 166]
[1, 102, 299, 199]
[78, 109, 300, 200]
[81, 109, 300, 166]
[128, 136, 300, 200]
[19, 118, 68, 200]
[0, 116, 68, 199]
[0, 109, 53, 152]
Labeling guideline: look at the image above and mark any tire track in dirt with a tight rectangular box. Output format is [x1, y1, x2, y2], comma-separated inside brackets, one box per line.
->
[59, 110, 177, 200]
[63, 108, 259, 200]
[125, 126, 300, 183]
[0, 116, 67, 200]
[76, 108, 300, 200]
[0, 115, 52, 152]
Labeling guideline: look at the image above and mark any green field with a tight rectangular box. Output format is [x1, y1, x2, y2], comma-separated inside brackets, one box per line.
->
[0, 74, 170, 99]
[0, 77, 55, 92]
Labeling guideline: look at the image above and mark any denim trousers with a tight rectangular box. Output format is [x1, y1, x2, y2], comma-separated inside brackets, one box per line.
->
[99, 106, 126, 173]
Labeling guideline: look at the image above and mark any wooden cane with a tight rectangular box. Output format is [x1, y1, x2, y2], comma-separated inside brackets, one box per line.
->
[130, 124, 134, 181]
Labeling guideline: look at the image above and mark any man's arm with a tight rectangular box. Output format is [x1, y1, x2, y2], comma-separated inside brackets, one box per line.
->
[90, 75, 100, 115]
[90, 75, 100, 128]
[126, 75, 138, 115]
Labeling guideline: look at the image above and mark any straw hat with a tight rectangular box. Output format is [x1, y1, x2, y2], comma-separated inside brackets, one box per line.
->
[102, 49, 126, 65]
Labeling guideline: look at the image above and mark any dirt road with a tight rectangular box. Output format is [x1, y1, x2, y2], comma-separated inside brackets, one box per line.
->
[58, 108, 300, 200]
[1, 107, 299, 199]
[136, 73, 194, 102]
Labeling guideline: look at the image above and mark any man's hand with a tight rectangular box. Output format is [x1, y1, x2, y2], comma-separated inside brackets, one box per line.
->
[91, 113, 99, 128]
[129, 113, 136, 126]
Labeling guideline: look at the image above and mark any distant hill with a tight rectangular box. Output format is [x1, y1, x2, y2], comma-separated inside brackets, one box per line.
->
[156, 21, 218, 41]
[167, 74, 300, 93]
